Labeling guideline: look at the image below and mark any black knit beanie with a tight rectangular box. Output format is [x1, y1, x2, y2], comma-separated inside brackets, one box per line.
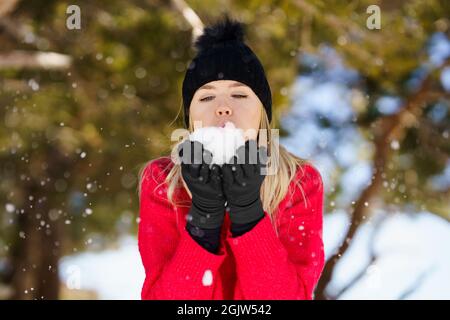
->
[182, 15, 272, 128]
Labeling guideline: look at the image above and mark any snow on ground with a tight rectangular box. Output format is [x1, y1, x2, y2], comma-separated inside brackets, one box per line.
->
[59, 236, 144, 300]
[323, 210, 450, 299]
[59, 211, 450, 299]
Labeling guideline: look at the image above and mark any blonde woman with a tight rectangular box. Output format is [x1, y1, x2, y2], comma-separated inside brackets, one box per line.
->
[137, 15, 325, 300]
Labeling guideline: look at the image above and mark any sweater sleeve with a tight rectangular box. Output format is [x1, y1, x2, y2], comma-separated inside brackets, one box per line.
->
[138, 161, 227, 300]
[225, 164, 325, 300]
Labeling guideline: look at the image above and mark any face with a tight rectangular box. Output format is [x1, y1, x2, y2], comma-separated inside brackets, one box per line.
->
[189, 80, 262, 140]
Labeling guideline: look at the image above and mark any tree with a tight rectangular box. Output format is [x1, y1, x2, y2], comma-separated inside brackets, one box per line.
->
[0, 0, 448, 299]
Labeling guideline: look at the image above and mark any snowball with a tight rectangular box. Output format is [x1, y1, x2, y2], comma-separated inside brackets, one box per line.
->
[189, 121, 245, 166]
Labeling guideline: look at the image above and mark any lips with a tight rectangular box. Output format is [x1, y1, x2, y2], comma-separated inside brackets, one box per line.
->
[218, 121, 231, 128]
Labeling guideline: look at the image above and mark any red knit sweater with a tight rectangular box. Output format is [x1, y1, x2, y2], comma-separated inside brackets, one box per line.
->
[138, 156, 325, 300]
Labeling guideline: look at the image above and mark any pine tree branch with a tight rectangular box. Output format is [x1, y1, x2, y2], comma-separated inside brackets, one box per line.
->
[315, 58, 449, 300]
[0, 50, 72, 70]
[0, 0, 19, 18]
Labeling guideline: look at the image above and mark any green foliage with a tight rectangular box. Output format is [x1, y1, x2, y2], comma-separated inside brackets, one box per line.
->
[0, 0, 448, 262]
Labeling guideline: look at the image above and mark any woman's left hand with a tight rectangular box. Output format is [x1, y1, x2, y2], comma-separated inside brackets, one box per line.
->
[222, 139, 268, 225]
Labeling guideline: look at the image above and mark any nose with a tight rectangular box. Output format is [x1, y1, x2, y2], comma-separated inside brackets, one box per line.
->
[215, 105, 232, 117]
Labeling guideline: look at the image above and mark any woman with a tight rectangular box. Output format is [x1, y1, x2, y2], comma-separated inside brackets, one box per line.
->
[137, 15, 325, 300]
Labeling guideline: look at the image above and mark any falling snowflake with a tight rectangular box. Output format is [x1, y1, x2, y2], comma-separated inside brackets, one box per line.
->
[28, 79, 39, 91]
[390, 140, 400, 150]
[5, 203, 15, 213]
[202, 269, 213, 286]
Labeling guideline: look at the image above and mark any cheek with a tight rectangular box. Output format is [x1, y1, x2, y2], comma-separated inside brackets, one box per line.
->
[191, 102, 210, 118]
[240, 99, 261, 120]
[190, 102, 216, 127]
[235, 99, 261, 136]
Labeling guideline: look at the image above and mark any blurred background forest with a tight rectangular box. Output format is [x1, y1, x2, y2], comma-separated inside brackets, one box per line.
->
[0, 0, 449, 299]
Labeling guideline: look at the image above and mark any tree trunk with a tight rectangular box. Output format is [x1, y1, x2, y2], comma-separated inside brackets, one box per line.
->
[9, 143, 70, 300]
[10, 181, 62, 300]
[314, 67, 442, 300]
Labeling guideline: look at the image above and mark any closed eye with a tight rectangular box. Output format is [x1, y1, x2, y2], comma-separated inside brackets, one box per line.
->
[199, 94, 248, 102]
[199, 96, 214, 102]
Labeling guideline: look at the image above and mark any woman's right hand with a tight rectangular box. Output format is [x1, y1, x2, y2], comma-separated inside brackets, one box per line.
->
[178, 140, 226, 229]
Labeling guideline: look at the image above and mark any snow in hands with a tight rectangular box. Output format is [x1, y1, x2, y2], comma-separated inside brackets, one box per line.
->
[188, 121, 245, 166]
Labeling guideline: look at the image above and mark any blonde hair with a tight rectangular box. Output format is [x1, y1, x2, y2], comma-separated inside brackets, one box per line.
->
[137, 106, 310, 237]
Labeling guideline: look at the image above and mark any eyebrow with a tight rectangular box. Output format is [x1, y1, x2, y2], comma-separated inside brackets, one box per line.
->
[198, 82, 247, 90]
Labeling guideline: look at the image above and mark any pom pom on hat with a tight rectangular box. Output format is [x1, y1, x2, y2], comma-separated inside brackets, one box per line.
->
[193, 15, 245, 52]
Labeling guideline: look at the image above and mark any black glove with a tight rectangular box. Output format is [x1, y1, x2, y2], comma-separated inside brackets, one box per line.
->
[229, 216, 265, 238]
[178, 140, 227, 229]
[222, 139, 268, 226]
[185, 223, 222, 254]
